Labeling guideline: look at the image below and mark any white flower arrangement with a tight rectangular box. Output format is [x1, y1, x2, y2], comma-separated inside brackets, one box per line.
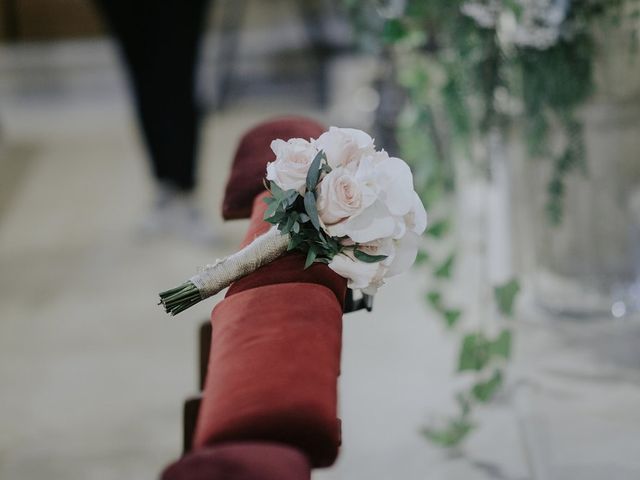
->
[461, 0, 571, 50]
[159, 127, 427, 315]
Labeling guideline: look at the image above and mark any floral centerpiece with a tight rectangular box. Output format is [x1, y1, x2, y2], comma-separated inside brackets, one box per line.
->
[159, 127, 427, 315]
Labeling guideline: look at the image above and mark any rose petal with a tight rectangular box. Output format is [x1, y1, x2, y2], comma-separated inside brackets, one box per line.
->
[327, 201, 397, 243]
[386, 232, 420, 277]
[377, 157, 415, 216]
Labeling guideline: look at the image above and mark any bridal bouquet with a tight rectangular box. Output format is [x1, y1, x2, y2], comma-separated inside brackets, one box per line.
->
[159, 127, 427, 315]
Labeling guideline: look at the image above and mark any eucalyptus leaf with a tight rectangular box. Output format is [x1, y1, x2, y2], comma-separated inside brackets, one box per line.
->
[288, 235, 303, 251]
[354, 249, 388, 263]
[283, 189, 300, 208]
[269, 181, 284, 199]
[306, 151, 325, 192]
[264, 200, 280, 220]
[304, 247, 318, 269]
[304, 191, 320, 230]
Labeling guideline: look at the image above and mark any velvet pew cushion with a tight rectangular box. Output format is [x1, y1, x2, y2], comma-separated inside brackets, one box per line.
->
[226, 192, 348, 306]
[193, 283, 343, 468]
[161, 442, 311, 480]
[222, 116, 326, 220]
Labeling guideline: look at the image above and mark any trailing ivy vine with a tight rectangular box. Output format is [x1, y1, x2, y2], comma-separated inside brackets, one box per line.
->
[342, 0, 636, 447]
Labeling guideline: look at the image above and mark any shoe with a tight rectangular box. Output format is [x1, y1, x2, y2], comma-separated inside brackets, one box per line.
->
[139, 184, 221, 246]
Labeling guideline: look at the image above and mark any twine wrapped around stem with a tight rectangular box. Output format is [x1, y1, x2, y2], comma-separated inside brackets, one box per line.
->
[159, 227, 289, 315]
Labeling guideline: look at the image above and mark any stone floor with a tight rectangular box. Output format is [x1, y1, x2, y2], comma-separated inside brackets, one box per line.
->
[1, 39, 639, 480]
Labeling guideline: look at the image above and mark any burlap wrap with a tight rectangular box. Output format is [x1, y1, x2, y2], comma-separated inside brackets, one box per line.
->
[190, 227, 290, 299]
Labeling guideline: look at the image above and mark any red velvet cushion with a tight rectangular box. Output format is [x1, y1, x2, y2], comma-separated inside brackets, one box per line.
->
[226, 192, 348, 306]
[161, 443, 311, 480]
[193, 283, 343, 468]
[222, 117, 326, 220]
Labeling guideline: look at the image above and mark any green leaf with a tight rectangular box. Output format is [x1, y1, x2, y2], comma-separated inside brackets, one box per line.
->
[426, 291, 441, 309]
[458, 333, 490, 372]
[489, 330, 512, 360]
[281, 215, 296, 234]
[426, 219, 450, 238]
[422, 417, 474, 448]
[306, 150, 325, 192]
[494, 279, 520, 317]
[443, 309, 462, 328]
[263, 200, 280, 221]
[414, 249, 429, 265]
[434, 253, 455, 278]
[269, 181, 284, 199]
[353, 249, 388, 263]
[382, 18, 408, 44]
[471, 370, 503, 403]
[288, 235, 303, 251]
[304, 247, 317, 269]
[292, 222, 300, 234]
[282, 189, 300, 207]
[304, 191, 320, 230]
[298, 213, 310, 223]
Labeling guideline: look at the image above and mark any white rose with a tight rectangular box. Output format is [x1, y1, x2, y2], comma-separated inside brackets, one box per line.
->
[324, 154, 417, 243]
[266, 138, 318, 193]
[328, 238, 395, 291]
[405, 191, 427, 235]
[329, 253, 382, 291]
[314, 126, 375, 168]
[385, 231, 420, 278]
[375, 155, 415, 216]
[317, 163, 377, 225]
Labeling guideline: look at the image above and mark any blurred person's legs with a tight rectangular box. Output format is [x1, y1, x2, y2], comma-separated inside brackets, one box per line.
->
[96, 0, 215, 240]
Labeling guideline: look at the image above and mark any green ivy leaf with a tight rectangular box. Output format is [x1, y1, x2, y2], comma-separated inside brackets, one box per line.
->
[306, 150, 325, 192]
[304, 191, 320, 230]
[354, 249, 388, 263]
[414, 249, 429, 265]
[426, 291, 441, 309]
[434, 253, 455, 278]
[489, 330, 512, 360]
[471, 370, 503, 403]
[443, 309, 462, 328]
[422, 417, 474, 448]
[382, 18, 409, 44]
[458, 333, 490, 372]
[494, 279, 520, 317]
[426, 219, 450, 238]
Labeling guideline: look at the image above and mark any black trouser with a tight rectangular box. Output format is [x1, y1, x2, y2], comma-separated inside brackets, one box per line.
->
[96, 0, 211, 191]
